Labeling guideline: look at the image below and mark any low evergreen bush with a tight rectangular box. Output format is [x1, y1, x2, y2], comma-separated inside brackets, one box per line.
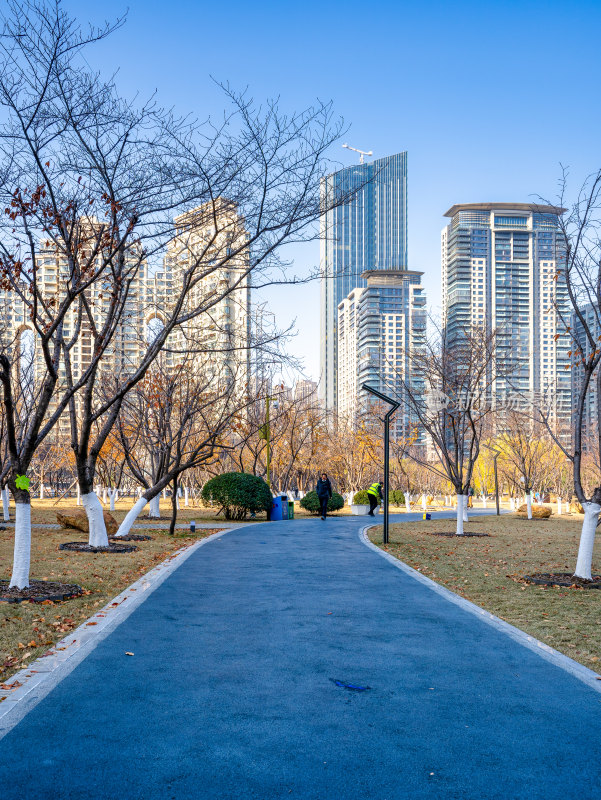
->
[300, 490, 344, 515]
[390, 490, 406, 506]
[351, 490, 370, 505]
[201, 472, 272, 520]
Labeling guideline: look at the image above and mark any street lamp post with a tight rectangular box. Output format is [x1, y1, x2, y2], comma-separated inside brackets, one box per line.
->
[362, 384, 400, 545]
[484, 444, 501, 516]
[262, 395, 279, 490]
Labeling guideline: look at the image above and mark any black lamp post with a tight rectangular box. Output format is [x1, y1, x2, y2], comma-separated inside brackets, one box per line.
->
[362, 383, 400, 545]
[484, 444, 501, 516]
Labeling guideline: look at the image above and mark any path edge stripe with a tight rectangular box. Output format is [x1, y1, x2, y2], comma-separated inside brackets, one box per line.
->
[0, 526, 238, 738]
[359, 525, 601, 695]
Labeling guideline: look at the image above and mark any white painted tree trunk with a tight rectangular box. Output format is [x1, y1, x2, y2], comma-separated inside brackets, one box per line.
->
[463, 495, 469, 522]
[184, 486, 189, 507]
[101, 487, 107, 504]
[162, 488, 167, 500]
[10, 502, 31, 588]
[39, 482, 44, 500]
[2, 486, 10, 521]
[482, 495, 487, 508]
[176, 492, 180, 510]
[574, 502, 601, 581]
[76, 485, 81, 506]
[557, 497, 562, 515]
[456, 494, 464, 535]
[421, 494, 427, 511]
[405, 492, 411, 513]
[114, 497, 148, 538]
[82, 492, 109, 548]
[148, 494, 160, 518]
[526, 493, 533, 520]
[108, 488, 117, 511]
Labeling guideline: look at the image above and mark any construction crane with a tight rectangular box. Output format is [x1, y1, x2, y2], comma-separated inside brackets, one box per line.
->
[342, 143, 373, 164]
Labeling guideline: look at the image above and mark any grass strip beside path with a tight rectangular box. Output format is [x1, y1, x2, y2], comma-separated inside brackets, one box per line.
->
[0, 524, 223, 684]
[369, 514, 601, 674]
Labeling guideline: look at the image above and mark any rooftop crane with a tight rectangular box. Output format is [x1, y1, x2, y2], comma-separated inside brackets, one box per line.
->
[342, 143, 373, 164]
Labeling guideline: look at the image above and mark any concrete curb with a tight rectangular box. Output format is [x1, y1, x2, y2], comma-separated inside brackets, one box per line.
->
[0, 526, 236, 739]
[359, 526, 601, 695]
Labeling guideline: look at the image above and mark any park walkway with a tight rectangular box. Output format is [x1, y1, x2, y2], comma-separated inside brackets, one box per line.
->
[0, 512, 599, 799]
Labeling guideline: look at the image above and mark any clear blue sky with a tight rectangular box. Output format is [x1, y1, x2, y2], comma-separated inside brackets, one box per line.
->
[65, 0, 601, 380]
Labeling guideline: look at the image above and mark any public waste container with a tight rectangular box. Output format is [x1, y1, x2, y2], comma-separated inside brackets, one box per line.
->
[271, 495, 290, 521]
[288, 500, 295, 519]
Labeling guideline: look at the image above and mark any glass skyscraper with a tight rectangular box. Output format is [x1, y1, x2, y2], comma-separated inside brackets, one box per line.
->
[319, 152, 408, 410]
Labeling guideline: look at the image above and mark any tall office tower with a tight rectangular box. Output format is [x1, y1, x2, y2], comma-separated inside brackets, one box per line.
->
[164, 198, 251, 389]
[337, 269, 426, 439]
[441, 203, 571, 431]
[320, 152, 408, 412]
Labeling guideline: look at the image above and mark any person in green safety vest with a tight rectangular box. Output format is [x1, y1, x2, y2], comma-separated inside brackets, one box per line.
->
[367, 481, 383, 516]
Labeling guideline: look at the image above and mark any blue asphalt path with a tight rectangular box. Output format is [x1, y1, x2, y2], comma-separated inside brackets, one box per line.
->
[0, 511, 600, 799]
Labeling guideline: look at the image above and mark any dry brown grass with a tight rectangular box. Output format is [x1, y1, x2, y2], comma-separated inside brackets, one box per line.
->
[20, 497, 326, 524]
[369, 512, 601, 674]
[0, 521, 223, 683]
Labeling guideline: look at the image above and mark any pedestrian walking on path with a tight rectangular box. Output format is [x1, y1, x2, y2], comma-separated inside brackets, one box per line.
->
[316, 473, 332, 520]
[367, 480, 383, 516]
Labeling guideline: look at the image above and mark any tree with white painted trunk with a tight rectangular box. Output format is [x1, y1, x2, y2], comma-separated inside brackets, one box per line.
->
[536, 170, 601, 580]
[496, 412, 552, 521]
[0, 4, 146, 578]
[389, 322, 497, 536]
[113, 355, 251, 537]
[0, 0, 351, 570]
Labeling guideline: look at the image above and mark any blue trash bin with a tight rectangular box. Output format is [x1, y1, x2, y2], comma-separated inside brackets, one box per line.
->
[271, 495, 289, 521]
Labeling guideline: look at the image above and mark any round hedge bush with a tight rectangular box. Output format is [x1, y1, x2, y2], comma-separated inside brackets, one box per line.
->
[300, 490, 344, 515]
[390, 489, 406, 506]
[352, 490, 370, 505]
[352, 489, 404, 505]
[201, 472, 272, 520]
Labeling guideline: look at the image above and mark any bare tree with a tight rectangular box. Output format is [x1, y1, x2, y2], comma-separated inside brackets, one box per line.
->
[537, 170, 601, 579]
[496, 412, 551, 519]
[113, 356, 249, 538]
[0, 1, 348, 584]
[393, 324, 497, 535]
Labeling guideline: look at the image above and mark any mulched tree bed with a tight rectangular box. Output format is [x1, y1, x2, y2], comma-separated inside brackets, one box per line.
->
[109, 534, 153, 542]
[59, 541, 138, 553]
[427, 532, 491, 538]
[0, 579, 83, 603]
[524, 573, 601, 589]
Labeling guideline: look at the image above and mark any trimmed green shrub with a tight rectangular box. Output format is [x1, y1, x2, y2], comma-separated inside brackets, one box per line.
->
[390, 490, 406, 506]
[353, 489, 404, 505]
[300, 490, 344, 515]
[201, 472, 272, 520]
[352, 490, 370, 505]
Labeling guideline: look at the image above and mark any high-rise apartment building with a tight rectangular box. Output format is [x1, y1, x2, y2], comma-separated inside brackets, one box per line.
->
[1, 201, 252, 437]
[294, 379, 318, 406]
[320, 152, 408, 412]
[158, 199, 251, 393]
[571, 304, 600, 446]
[337, 269, 426, 439]
[441, 203, 571, 429]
